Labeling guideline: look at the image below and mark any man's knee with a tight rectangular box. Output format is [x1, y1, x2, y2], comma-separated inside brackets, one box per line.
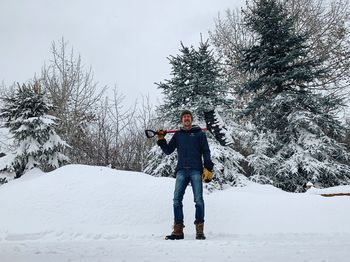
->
[173, 198, 183, 207]
[194, 196, 204, 206]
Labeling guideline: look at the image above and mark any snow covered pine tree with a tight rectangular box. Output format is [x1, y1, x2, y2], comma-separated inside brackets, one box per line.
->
[144, 39, 247, 190]
[238, 0, 350, 192]
[0, 82, 69, 178]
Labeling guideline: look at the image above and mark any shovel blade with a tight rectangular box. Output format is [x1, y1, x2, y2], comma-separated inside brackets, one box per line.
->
[204, 110, 234, 146]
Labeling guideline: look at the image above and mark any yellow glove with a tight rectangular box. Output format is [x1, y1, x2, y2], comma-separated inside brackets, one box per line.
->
[157, 129, 167, 140]
[202, 168, 213, 183]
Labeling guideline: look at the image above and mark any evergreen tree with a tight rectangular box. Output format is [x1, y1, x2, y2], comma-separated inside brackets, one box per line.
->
[239, 0, 350, 191]
[158, 40, 232, 122]
[0, 82, 69, 178]
[145, 40, 247, 189]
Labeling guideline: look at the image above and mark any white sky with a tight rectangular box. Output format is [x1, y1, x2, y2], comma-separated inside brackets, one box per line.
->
[0, 0, 245, 106]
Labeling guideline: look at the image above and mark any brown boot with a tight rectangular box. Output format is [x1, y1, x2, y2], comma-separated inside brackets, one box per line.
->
[196, 223, 206, 240]
[165, 223, 185, 240]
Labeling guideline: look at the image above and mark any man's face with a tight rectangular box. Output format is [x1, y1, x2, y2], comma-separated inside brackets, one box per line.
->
[182, 114, 192, 128]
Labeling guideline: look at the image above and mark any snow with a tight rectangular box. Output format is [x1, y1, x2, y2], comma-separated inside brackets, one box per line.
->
[1, 164, 350, 261]
[0, 126, 13, 154]
[307, 185, 350, 195]
[0, 126, 15, 173]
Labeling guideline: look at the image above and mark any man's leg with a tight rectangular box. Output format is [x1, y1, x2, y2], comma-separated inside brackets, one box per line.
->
[189, 170, 204, 224]
[173, 170, 190, 224]
[165, 170, 189, 240]
[190, 169, 206, 240]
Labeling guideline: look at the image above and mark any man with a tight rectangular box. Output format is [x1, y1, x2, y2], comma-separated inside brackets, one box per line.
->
[157, 110, 214, 240]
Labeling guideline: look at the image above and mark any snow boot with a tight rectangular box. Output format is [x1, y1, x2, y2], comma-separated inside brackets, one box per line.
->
[195, 223, 206, 240]
[165, 223, 185, 240]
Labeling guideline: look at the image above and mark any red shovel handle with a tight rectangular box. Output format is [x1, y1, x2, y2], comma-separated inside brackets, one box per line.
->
[145, 128, 207, 138]
[164, 128, 207, 134]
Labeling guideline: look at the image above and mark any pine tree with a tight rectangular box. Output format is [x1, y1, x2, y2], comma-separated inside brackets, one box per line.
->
[0, 82, 69, 178]
[158, 40, 231, 123]
[239, 0, 350, 191]
[145, 40, 247, 189]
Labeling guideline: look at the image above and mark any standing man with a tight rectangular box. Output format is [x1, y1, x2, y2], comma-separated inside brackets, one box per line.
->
[157, 110, 214, 240]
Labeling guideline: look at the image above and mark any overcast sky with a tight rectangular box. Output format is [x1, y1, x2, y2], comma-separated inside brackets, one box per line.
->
[0, 0, 245, 106]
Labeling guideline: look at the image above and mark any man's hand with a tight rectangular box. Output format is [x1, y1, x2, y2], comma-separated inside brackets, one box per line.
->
[157, 129, 167, 140]
[202, 168, 213, 183]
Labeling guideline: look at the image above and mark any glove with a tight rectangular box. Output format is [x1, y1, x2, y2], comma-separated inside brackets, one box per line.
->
[157, 129, 167, 140]
[202, 168, 213, 183]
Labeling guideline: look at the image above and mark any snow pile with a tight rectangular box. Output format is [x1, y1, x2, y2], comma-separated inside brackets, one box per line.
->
[0, 165, 173, 241]
[0, 164, 350, 242]
[307, 185, 350, 195]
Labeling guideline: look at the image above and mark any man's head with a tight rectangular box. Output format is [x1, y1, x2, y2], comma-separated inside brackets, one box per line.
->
[180, 110, 193, 129]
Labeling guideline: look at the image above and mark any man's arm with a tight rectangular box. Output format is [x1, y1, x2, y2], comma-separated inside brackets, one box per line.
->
[200, 132, 214, 171]
[157, 133, 177, 155]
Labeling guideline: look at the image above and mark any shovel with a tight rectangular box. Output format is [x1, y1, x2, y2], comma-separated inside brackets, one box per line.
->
[145, 110, 233, 146]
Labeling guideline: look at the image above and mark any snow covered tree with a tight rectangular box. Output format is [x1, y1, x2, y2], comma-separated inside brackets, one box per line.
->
[0, 82, 69, 178]
[238, 0, 350, 191]
[41, 38, 104, 164]
[210, 0, 350, 106]
[157, 40, 230, 122]
[145, 40, 247, 190]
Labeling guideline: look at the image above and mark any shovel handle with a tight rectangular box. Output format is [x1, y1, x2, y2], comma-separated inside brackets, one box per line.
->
[145, 128, 208, 138]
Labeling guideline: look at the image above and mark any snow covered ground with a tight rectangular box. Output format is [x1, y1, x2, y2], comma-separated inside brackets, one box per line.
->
[1, 165, 350, 261]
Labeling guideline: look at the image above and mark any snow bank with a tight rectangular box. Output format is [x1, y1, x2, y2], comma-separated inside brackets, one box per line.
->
[0, 164, 350, 242]
[0, 165, 174, 241]
[307, 185, 350, 195]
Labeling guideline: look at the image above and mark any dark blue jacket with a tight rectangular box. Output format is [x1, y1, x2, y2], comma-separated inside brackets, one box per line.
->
[157, 125, 214, 172]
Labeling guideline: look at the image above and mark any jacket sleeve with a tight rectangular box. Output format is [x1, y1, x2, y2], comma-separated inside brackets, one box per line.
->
[157, 133, 177, 155]
[200, 132, 214, 171]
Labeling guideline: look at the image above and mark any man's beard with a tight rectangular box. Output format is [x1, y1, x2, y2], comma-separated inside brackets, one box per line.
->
[183, 121, 192, 128]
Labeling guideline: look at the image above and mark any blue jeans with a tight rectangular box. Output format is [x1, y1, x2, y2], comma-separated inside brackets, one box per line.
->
[173, 169, 204, 225]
